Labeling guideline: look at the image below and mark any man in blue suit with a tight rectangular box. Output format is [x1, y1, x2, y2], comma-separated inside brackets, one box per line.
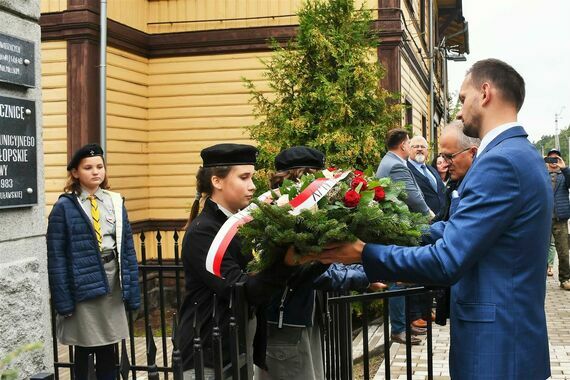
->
[320, 59, 552, 380]
[407, 135, 447, 219]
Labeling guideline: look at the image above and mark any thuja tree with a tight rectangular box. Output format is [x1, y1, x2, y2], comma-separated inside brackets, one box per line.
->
[244, 0, 402, 172]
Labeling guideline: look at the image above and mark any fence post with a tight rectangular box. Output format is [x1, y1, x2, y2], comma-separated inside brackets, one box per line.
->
[120, 339, 131, 380]
[228, 288, 240, 380]
[234, 282, 252, 379]
[338, 299, 352, 380]
[211, 294, 224, 380]
[192, 303, 205, 380]
[147, 325, 160, 380]
[87, 353, 96, 380]
[171, 313, 184, 380]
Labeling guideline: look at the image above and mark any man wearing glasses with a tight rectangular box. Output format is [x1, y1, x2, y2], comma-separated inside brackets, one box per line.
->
[319, 59, 552, 380]
[407, 136, 447, 220]
[437, 121, 480, 220]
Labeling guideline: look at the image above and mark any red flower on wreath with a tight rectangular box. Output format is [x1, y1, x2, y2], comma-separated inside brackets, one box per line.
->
[374, 186, 386, 201]
[354, 170, 364, 177]
[343, 190, 362, 207]
[327, 166, 337, 172]
[351, 176, 368, 190]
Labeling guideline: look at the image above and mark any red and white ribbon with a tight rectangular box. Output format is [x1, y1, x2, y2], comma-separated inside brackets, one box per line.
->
[205, 190, 271, 277]
[205, 171, 350, 277]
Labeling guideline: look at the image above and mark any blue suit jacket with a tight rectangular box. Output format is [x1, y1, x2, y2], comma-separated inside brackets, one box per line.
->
[407, 160, 447, 217]
[363, 127, 552, 380]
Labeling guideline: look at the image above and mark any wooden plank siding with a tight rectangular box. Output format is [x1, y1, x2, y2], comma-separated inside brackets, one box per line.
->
[146, 52, 271, 220]
[400, 0, 444, 140]
[146, 0, 377, 34]
[107, 0, 148, 32]
[41, 41, 68, 216]
[106, 47, 150, 222]
[401, 58, 428, 137]
[40, 0, 66, 13]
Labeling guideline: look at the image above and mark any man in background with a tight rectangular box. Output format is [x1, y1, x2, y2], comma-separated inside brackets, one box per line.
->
[545, 148, 570, 290]
[407, 136, 447, 220]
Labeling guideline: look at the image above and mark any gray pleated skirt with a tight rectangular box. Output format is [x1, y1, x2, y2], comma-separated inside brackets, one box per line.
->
[56, 258, 130, 347]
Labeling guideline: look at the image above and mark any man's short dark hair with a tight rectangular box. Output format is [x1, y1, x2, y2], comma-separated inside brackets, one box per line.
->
[386, 128, 409, 150]
[467, 58, 525, 111]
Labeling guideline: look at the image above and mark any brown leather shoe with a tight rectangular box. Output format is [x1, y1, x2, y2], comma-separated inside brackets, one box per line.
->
[391, 331, 421, 345]
[547, 267, 554, 277]
[412, 318, 427, 328]
[561, 280, 570, 290]
[410, 325, 427, 336]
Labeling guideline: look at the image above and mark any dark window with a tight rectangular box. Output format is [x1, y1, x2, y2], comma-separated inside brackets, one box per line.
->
[422, 114, 427, 139]
[405, 99, 413, 127]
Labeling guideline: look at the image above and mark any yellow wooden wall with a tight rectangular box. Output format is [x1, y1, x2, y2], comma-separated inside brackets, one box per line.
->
[40, 0, 66, 13]
[146, 52, 272, 220]
[107, 0, 148, 32]
[40, 0, 377, 34]
[106, 47, 150, 222]
[400, 0, 444, 139]
[401, 58, 428, 137]
[42, 41, 68, 216]
[146, 0, 376, 34]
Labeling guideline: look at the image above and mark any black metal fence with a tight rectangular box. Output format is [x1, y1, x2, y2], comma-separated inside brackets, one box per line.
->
[50, 229, 437, 379]
[326, 287, 436, 380]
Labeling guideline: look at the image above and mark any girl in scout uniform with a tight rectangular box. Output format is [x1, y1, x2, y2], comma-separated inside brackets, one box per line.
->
[257, 146, 384, 380]
[47, 143, 140, 380]
[177, 143, 299, 380]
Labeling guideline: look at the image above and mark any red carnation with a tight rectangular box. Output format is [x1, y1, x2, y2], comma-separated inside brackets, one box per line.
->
[354, 170, 364, 177]
[343, 190, 361, 207]
[327, 166, 337, 172]
[374, 186, 386, 201]
[351, 176, 368, 190]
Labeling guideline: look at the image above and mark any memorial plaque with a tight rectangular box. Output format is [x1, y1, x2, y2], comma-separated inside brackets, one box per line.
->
[0, 95, 37, 208]
[0, 33, 35, 88]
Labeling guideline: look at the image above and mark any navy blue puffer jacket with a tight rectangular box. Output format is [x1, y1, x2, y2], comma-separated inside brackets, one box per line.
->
[552, 168, 570, 220]
[47, 191, 141, 315]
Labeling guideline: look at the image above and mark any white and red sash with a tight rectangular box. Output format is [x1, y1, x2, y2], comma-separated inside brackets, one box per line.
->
[205, 171, 350, 277]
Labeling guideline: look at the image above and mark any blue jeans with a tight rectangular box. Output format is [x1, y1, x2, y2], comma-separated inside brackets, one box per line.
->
[389, 283, 405, 334]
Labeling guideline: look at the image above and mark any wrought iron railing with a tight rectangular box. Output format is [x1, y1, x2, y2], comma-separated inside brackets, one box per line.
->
[50, 227, 437, 380]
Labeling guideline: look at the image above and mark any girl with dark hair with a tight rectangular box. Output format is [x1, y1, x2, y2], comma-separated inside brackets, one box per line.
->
[257, 146, 385, 380]
[177, 143, 300, 379]
[46, 143, 140, 380]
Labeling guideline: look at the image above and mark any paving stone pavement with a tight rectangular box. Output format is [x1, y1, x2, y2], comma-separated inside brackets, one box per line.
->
[366, 261, 570, 380]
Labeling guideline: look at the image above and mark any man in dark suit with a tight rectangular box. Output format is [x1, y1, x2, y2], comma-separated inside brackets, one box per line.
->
[407, 135, 447, 219]
[320, 59, 552, 380]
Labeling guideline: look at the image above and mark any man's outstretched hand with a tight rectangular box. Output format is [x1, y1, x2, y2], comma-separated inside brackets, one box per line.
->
[318, 239, 366, 265]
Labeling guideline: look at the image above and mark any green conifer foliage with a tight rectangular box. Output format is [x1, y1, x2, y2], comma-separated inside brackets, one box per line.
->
[244, 0, 401, 172]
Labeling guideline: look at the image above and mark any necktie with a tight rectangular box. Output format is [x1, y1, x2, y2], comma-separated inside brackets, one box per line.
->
[421, 164, 437, 191]
[88, 195, 102, 249]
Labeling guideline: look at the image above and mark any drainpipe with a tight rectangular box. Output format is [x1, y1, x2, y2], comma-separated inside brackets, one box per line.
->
[429, 0, 435, 145]
[100, 0, 107, 157]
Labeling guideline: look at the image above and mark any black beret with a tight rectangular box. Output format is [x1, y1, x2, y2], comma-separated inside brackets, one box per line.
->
[275, 146, 325, 171]
[201, 143, 258, 168]
[67, 143, 104, 171]
[548, 148, 562, 156]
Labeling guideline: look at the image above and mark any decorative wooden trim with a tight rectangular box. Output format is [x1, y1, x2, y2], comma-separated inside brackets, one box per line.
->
[131, 219, 187, 234]
[41, 9, 297, 58]
[377, 0, 403, 94]
[66, 38, 100, 158]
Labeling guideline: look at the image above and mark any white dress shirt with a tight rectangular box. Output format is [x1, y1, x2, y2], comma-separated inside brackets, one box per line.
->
[477, 122, 521, 157]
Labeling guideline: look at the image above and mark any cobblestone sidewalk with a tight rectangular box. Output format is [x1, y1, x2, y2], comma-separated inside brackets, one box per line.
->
[367, 263, 570, 380]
